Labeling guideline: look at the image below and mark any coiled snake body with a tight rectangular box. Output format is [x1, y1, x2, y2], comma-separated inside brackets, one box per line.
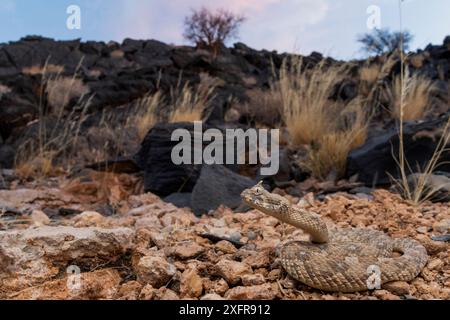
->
[241, 182, 428, 292]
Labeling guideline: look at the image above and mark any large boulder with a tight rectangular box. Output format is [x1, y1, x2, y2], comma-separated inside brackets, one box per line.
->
[134, 122, 205, 196]
[0, 226, 133, 294]
[347, 115, 450, 185]
[135, 122, 242, 197]
[191, 165, 256, 215]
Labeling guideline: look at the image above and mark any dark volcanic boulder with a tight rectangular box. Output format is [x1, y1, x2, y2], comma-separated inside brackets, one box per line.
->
[134, 122, 246, 197]
[191, 165, 256, 215]
[163, 193, 192, 209]
[134, 122, 207, 197]
[347, 115, 450, 185]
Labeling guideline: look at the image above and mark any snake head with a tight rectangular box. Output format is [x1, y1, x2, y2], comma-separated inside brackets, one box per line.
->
[241, 181, 290, 216]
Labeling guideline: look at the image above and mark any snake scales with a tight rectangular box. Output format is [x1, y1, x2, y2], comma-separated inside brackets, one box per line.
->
[241, 182, 428, 292]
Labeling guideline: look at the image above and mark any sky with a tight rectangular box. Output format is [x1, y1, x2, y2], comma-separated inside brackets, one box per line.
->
[0, 0, 449, 60]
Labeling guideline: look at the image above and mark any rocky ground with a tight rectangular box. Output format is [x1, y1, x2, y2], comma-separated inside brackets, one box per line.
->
[0, 171, 448, 300]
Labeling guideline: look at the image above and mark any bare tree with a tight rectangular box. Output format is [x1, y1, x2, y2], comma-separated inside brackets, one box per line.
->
[183, 7, 246, 57]
[358, 28, 413, 56]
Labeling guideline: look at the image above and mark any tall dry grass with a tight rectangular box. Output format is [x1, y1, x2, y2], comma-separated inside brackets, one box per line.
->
[134, 91, 162, 140]
[392, 8, 448, 205]
[300, 101, 369, 179]
[15, 59, 93, 179]
[387, 69, 435, 121]
[168, 79, 216, 123]
[279, 58, 344, 146]
[277, 57, 369, 179]
[392, 64, 450, 204]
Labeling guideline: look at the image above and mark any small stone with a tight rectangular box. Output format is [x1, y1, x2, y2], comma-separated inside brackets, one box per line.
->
[229, 231, 242, 242]
[427, 258, 444, 270]
[180, 268, 203, 298]
[9, 269, 121, 300]
[433, 219, 450, 233]
[136, 256, 176, 288]
[242, 250, 271, 268]
[215, 260, 252, 285]
[155, 287, 179, 300]
[215, 240, 237, 254]
[200, 293, 225, 300]
[416, 226, 428, 234]
[72, 211, 104, 227]
[350, 215, 367, 227]
[225, 283, 278, 300]
[203, 278, 229, 295]
[168, 241, 205, 259]
[247, 231, 257, 240]
[135, 215, 162, 231]
[373, 289, 401, 300]
[116, 281, 142, 300]
[241, 274, 266, 286]
[382, 281, 410, 296]
[31, 210, 50, 226]
[139, 284, 157, 300]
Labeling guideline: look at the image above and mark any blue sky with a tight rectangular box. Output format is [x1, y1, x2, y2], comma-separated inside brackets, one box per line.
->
[1, 0, 449, 60]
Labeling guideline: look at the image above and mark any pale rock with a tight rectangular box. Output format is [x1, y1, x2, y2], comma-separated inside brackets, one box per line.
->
[427, 258, 444, 270]
[433, 219, 450, 233]
[31, 210, 50, 226]
[135, 215, 162, 230]
[115, 281, 142, 300]
[225, 283, 278, 300]
[203, 278, 229, 295]
[215, 260, 252, 285]
[155, 288, 179, 300]
[242, 250, 271, 268]
[136, 256, 176, 288]
[8, 269, 121, 300]
[200, 293, 225, 300]
[241, 273, 266, 286]
[416, 226, 428, 234]
[72, 211, 104, 227]
[139, 284, 156, 300]
[373, 289, 401, 300]
[0, 226, 133, 293]
[215, 240, 237, 254]
[167, 241, 205, 259]
[180, 268, 203, 298]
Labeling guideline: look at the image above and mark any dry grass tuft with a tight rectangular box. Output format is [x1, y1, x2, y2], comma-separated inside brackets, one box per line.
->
[15, 60, 93, 179]
[275, 57, 370, 179]
[386, 69, 435, 121]
[168, 80, 216, 123]
[15, 152, 64, 179]
[360, 63, 382, 84]
[237, 88, 283, 127]
[300, 102, 369, 179]
[279, 58, 346, 146]
[47, 77, 89, 110]
[134, 91, 162, 140]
